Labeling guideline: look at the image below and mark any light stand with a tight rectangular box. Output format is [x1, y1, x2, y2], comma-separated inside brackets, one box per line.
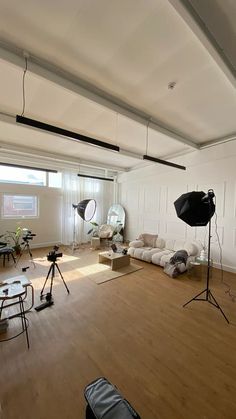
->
[71, 199, 96, 252]
[174, 189, 229, 323]
[72, 204, 79, 251]
[183, 217, 229, 323]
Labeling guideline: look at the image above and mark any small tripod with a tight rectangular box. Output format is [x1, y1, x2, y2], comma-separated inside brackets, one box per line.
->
[35, 259, 70, 311]
[16, 239, 36, 268]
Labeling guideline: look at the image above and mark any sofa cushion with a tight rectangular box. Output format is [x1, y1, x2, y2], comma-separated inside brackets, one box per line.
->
[129, 239, 144, 248]
[152, 250, 172, 265]
[127, 247, 136, 257]
[142, 248, 164, 263]
[134, 247, 151, 260]
[160, 252, 175, 267]
[139, 233, 158, 247]
[155, 237, 165, 249]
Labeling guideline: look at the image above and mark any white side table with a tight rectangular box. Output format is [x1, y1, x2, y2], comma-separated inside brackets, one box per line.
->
[0, 283, 30, 348]
[188, 259, 212, 281]
[91, 237, 101, 250]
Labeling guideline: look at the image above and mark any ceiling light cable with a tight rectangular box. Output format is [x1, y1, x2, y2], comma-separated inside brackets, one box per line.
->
[145, 119, 150, 155]
[21, 55, 28, 117]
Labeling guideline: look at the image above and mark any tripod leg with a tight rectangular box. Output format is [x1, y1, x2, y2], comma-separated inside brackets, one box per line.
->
[208, 290, 229, 323]
[55, 263, 70, 294]
[48, 264, 55, 299]
[183, 288, 208, 307]
[26, 243, 36, 268]
[15, 243, 26, 266]
[41, 264, 53, 296]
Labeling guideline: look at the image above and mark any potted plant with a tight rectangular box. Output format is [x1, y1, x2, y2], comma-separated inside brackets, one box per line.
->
[87, 222, 99, 237]
[5, 226, 23, 254]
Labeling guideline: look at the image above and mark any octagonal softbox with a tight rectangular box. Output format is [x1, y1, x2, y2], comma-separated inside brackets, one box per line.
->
[174, 191, 215, 226]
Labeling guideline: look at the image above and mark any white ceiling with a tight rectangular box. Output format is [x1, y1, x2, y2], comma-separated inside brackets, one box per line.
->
[0, 0, 235, 171]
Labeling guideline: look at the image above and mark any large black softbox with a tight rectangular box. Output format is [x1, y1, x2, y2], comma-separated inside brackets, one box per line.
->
[76, 199, 96, 221]
[174, 191, 215, 226]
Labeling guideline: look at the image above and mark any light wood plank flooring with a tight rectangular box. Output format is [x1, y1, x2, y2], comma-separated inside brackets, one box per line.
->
[1, 246, 236, 419]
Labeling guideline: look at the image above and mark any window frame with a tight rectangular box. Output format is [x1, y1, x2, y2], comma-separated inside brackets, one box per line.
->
[1, 193, 39, 220]
[0, 164, 62, 188]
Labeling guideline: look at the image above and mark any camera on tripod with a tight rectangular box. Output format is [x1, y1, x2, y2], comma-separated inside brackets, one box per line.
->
[22, 229, 36, 243]
[35, 245, 69, 312]
[47, 245, 63, 263]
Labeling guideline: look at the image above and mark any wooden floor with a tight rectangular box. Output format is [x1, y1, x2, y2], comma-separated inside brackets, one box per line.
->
[1, 246, 236, 419]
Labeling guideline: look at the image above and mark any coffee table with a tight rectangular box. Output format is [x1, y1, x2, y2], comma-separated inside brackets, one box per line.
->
[98, 251, 130, 271]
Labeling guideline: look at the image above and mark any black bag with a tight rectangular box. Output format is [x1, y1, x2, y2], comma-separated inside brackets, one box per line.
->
[84, 377, 141, 419]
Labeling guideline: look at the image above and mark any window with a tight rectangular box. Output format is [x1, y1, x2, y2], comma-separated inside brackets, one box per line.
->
[2, 194, 38, 218]
[0, 166, 46, 185]
[48, 172, 62, 188]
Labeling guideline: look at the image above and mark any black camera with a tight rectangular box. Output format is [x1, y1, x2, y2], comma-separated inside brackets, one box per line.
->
[47, 245, 63, 262]
[22, 229, 36, 242]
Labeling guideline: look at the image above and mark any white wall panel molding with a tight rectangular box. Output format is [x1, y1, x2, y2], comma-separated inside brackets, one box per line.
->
[144, 185, 160, 214]
[138, 215, 144, 234]
[233, 182, 236, 218]
[166, 185, 188, 216]
[194, 226, 208, 246]
[211, 226, 224, 247]
[143, 219, 160, 235]
[165, 221, 187, 239]
[197, 181, 226, 217]
[233, 229, 236, 248]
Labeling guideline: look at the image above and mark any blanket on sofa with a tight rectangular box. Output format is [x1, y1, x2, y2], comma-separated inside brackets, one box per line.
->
[164, 249, 189, 278]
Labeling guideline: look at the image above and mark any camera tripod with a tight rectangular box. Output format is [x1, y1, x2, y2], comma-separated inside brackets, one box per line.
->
[16, 239, 36, 268]
[35, 259, 70, 311]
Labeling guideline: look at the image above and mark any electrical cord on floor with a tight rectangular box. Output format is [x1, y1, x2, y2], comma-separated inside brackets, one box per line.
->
[214, 204, 236, 302]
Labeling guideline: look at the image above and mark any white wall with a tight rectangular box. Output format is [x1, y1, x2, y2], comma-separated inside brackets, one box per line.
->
[0, 183, 62, 248]
[118, 142, 236, 272]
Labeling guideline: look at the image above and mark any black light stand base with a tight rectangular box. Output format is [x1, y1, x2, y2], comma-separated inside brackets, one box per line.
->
[183, 287, 229, 323]
[35, 300, 54, 312]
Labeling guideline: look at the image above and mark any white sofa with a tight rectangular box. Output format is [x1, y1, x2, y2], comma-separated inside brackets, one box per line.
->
[128, 234, 201, 272]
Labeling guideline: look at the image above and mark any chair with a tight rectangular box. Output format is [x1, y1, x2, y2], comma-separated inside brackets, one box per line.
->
[98, 224, 114, 246]
[98, 224, 114, 239]
[0, 246, 16, 267]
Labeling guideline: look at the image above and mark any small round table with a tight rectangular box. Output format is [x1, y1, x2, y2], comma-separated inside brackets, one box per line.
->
[188, 258, 212, 281]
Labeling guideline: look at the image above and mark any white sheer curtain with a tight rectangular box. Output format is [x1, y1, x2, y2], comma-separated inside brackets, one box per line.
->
[62, 170, 113, 245]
